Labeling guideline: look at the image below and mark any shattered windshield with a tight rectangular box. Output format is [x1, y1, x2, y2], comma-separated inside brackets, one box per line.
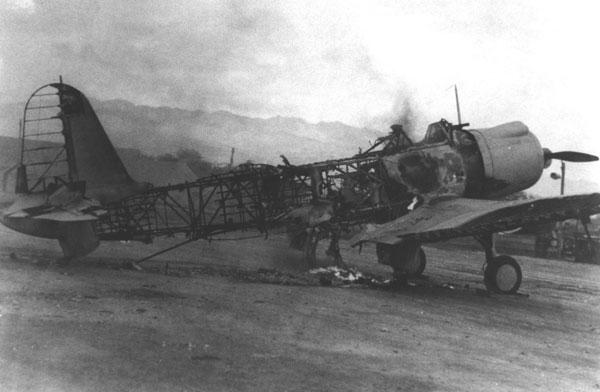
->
[423, 122, 449, 144]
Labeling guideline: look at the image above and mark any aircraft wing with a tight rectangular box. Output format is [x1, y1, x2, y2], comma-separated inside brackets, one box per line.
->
[352, 193, 600, 246]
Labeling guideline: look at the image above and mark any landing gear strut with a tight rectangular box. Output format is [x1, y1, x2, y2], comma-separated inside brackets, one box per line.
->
[298, 225, 346, 269]
[475, 234, 522, 294]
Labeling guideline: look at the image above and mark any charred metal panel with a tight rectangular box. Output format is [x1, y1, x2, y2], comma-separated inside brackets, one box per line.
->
[454, 130, 485, 197]
[382, 145, 466, 197]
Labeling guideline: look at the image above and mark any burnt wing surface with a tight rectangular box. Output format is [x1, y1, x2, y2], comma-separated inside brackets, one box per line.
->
[353, 193, 600, 246]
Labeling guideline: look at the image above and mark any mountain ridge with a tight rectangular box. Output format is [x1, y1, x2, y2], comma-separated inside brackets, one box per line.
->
[0, 97, 383, 166]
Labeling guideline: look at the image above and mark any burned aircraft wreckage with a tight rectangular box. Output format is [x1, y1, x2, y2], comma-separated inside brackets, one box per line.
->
[2, 81, 599, 295]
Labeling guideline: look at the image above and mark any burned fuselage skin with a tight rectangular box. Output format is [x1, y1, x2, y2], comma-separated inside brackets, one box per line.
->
[379, 120, 545, 201]
[383, 144, 467, 198]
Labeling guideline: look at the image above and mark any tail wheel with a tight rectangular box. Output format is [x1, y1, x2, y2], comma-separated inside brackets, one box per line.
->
[484, 255, 522, 294]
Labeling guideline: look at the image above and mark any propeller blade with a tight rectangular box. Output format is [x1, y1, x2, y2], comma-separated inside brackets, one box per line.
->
[544, 150, 599, 162]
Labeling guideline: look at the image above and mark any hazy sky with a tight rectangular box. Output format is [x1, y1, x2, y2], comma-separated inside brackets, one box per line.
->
[1, 0, 598, 194]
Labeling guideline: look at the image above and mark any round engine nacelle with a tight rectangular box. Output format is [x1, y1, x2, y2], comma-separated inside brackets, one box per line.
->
[469, 122, 544, 198]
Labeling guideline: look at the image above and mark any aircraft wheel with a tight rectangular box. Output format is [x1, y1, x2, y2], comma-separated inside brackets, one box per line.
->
[377, 243, 426, 277]
[413, 248, 426, 277]
[483, 255, 522, 294]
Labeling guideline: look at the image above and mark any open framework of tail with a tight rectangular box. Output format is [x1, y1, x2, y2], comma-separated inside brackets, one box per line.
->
[3, 81, 149, 259]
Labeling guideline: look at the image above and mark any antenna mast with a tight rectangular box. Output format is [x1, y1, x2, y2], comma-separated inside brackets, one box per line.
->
[454, 84, 462, 124]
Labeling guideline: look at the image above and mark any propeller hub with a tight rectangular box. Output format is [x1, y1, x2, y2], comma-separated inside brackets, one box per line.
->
[542, 148, 552, 168]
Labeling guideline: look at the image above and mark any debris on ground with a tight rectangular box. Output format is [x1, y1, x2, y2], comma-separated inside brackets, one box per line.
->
[309, 266, 367, 285]
[308, 266, 390, 287]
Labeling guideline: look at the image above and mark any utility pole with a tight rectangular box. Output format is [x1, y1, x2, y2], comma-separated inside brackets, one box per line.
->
[229, 147, 235, 168]
[560, 161, 565, 195]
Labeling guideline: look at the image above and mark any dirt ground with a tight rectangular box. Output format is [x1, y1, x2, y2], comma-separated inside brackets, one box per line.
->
[0, 226, 599, 392]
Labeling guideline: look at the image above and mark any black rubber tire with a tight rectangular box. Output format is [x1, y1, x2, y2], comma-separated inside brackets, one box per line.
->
[413, 248, 426, 277]
[483, 255, 522, 294]
[377, 243, 426, 277]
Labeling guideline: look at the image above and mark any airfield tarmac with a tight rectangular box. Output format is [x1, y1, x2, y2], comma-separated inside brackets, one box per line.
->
[0, 227, 599, 392]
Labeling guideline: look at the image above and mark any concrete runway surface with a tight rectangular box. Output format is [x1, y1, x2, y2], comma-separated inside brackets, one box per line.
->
[0, 227, 599, 391]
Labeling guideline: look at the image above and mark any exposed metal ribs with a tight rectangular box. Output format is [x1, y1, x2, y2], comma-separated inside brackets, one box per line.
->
[19, 84, 69, 193]
[96, 155, 410, 242]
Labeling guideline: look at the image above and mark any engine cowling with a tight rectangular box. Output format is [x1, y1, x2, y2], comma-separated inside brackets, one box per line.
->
[469, 122, 544, 198]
